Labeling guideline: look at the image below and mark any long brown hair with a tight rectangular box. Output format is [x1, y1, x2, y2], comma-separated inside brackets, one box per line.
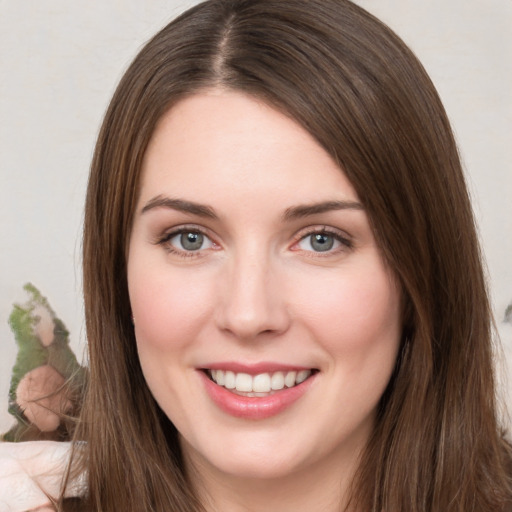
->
[66, 0, 512, 510]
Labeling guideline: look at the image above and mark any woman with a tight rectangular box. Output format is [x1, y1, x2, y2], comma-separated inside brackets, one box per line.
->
[4, 0, 511, 510]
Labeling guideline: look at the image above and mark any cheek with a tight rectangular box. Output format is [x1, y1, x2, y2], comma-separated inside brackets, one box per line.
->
[292, 258, 402, 357]
[128, 260, 215, 353]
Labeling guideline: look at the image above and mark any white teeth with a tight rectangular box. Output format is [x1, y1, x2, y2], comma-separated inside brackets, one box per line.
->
[296, 370, 310, 384]
[215, 369, 225, 386]
[253, 373, 271, 393]
[271, 371, 285, 390]
[224, 371, 236, 389]
[284, 371, 297, 388]
[209, 369, 313, 393]
[235, 373, 253, 392]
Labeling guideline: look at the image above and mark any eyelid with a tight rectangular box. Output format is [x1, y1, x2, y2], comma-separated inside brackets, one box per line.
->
[290, 225, 353, 253]
[153, 223, 352, 257]
[154, 224, 220, 257]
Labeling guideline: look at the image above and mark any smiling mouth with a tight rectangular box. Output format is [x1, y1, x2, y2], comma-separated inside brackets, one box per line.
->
[205, 369, 317, 397]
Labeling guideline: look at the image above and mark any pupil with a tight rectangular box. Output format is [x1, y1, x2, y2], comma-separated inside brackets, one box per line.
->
[311, 233, 333, 252]
[181, 232, 203, 251]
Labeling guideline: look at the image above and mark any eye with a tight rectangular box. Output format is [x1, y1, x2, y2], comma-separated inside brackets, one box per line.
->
[166, 230, 214, 252]
[295, 230, 351, 254]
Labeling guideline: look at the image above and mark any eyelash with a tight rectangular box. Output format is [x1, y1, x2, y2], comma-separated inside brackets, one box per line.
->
[291, 226, 353, 256]
[155, 225, 353, 259]
[155, 225, 215, 258]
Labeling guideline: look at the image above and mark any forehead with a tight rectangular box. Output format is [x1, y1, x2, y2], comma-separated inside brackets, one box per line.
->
[139, 89, 359, 209]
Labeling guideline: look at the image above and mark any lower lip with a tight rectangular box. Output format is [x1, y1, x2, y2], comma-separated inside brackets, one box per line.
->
[199, 371, 316, 420]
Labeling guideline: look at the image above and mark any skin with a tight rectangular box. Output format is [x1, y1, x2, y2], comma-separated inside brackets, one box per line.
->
[128, 89, 402, 512]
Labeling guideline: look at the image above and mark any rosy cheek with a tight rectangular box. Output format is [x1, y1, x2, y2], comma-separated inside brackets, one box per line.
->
[292, 262, 400, 354]
[129, 265, 216, 352]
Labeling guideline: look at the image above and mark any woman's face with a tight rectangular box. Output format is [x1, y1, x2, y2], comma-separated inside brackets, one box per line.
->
[128, 90, 401, 484]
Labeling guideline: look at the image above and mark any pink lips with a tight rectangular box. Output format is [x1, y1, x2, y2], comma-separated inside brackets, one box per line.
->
[199, 364, 317, 420]
[206, 362, 311, 374]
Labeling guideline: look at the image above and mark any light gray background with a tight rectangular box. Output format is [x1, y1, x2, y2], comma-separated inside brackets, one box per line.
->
[1, 0, 511, 432]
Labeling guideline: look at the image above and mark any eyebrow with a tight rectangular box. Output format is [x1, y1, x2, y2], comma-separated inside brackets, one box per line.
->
[282, 200, 364, 221]
[140, 196, 364, 221]
[141, 196, 218, 219]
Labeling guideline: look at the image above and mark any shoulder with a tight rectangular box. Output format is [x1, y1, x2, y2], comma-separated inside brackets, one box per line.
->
[0, 441, 85, 512]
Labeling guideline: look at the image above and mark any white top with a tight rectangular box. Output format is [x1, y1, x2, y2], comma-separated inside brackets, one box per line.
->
[0, 441, 85, 512]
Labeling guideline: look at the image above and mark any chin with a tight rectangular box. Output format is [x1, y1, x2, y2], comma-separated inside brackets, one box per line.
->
[182, 432, 312, 482]
[211, 455, 304, 481]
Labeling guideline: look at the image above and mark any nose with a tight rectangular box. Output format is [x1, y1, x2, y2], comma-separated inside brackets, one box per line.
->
[215, 250, 290, 341]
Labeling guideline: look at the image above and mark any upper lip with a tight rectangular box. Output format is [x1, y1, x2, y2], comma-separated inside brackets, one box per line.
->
[199, 362, 316, 375]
